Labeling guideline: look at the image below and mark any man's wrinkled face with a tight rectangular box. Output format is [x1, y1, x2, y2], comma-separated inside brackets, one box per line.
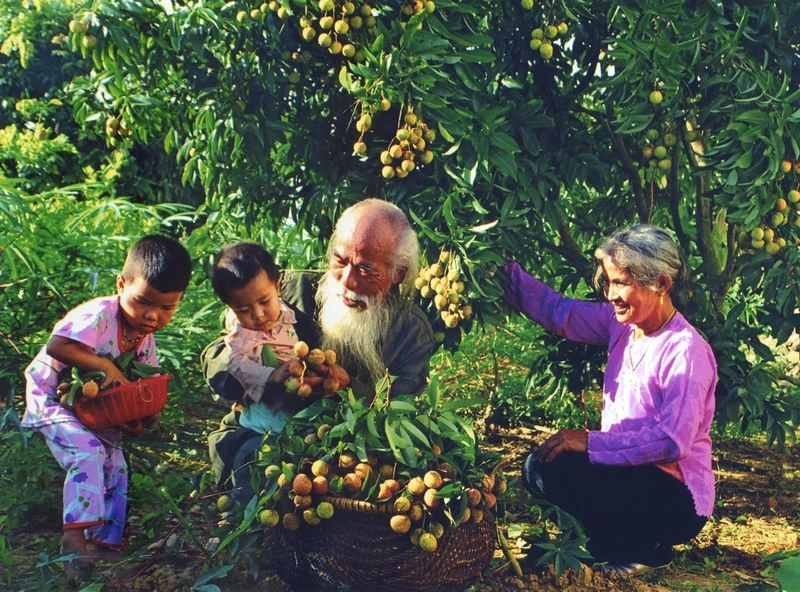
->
[327, 215, 398, 309]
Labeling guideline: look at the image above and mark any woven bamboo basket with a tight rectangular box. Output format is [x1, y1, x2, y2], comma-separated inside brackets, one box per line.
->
[74, 375, 170, 431]
[263, 494, 495, 592]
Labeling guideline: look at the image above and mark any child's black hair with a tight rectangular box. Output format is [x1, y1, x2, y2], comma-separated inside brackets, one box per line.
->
[211, 242, 280, 304]
[121, 235, 192, 294]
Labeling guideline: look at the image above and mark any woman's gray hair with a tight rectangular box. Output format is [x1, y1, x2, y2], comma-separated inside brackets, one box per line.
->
[329, 199, 420, 294]
[593, 224, 688, 299]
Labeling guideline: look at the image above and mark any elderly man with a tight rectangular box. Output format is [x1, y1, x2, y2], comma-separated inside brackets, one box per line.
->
[204, 199, 435, 497]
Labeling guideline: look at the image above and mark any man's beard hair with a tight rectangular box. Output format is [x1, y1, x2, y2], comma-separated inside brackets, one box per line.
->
[315, 271, 409, 386]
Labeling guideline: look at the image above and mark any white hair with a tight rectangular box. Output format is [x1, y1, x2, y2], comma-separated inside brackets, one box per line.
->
[328, 198, 420, 293]
[315, 271, 406, 385]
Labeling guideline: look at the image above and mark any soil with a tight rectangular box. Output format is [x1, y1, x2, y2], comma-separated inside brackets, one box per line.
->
[8, 426, 799, 591]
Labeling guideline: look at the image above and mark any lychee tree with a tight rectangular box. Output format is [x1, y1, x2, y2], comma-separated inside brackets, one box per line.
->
[34, 0, 800, 442]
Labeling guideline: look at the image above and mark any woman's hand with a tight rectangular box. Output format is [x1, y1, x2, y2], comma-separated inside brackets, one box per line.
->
[537, 429, 589, 463]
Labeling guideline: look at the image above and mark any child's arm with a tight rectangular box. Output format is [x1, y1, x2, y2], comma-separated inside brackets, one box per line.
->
[47, 336, 128, 388]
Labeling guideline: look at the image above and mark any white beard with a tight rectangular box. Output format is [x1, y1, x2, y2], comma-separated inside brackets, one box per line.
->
[316, 272, 400, 386]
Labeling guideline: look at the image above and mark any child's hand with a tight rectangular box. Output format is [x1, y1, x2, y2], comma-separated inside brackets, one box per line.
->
[267, 359, 294, 384]
[48, 336, 131, 389]
[100, 361, 129, 389]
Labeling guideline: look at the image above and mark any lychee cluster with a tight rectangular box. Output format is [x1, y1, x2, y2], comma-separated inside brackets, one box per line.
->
[400, 0, 436, 21]
[529, 22, 568, 60]
[57, 377, 101, 409]
[284, 341, 350, 399]
[389, 469, 504, 553]
[104, 116, 131, 139]
[68, 18, 97, 51]
[414, 250, 471, 334]
[743, 188, 799, 255]
[249, 445, 505, 553]
[379, 111, 435, 179]
[297, 0, 377, 62]
[640, 125, 678, 178]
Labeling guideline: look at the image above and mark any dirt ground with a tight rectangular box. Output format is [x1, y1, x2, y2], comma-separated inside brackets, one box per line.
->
[9, 428, 799, 591]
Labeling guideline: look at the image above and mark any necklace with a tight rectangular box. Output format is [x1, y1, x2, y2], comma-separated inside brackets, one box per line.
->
[626, 308, 677, 376]
[122, 325, 143, 346]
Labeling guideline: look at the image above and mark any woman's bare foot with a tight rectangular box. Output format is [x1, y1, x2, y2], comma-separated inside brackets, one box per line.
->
[61, 530, 93, 581]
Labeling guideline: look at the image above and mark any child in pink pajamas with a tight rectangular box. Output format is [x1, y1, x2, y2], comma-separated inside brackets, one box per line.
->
[22, 235, 191, 575]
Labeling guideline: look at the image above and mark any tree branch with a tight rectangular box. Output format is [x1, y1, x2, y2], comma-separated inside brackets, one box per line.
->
[595, 106, 648, 221]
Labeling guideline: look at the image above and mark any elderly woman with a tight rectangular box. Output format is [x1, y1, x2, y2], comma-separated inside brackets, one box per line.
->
[504, 224, 716, 575]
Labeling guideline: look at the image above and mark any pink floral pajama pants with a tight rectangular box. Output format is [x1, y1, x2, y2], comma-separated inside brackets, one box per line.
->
[38, 419, 128, 547]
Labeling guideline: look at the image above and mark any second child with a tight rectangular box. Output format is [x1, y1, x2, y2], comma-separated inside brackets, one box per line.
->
[209, 242, 318, 497]
[22, 235, 192, 576]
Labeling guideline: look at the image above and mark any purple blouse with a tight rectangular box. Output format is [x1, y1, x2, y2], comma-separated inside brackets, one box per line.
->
[505, 262, 717, 517]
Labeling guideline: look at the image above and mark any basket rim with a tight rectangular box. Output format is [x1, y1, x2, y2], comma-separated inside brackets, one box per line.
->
[98, 374, 171, 397]
[318, 495, 395, 514]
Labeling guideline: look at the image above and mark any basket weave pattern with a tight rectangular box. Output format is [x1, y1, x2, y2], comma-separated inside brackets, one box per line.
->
[74, 375, 170, 431]
[264, 495, 495, 592]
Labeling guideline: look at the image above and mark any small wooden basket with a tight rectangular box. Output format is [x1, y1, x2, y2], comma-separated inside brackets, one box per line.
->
[263, 494, 495, 592]
[74, 375, 170, 431]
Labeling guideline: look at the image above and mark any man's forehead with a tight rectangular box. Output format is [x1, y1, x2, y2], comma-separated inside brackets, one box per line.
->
[334, 216, 395, 258]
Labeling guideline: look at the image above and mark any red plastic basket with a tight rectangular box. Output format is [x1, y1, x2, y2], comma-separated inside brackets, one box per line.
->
[74, 375, 170, 431]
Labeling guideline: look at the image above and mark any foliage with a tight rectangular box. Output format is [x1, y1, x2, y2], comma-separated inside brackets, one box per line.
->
[2, 0, 800, 582]
[17, 0, 790, 439]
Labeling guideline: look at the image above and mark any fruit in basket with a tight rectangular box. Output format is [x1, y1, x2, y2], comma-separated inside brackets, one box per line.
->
[354, 463, 373, 481]
[418, 532, 438, 552]
[423, 488, 440, 508]
[390, 514, 411, 533]
[339, 452, 358, 469]
[407, 476, 426, 496]
[303, 508, 322, 525]
[423, 470, 443, 489]
[343, 473, 362, 493]
[293, 474, 313, 495]
[282, 513, 301, 531]
[294, 495, 313, 509]
[466, 488, 481, 506]
[81, 381, 99, 398]
[429, 522, 445, 539]
[394, 496, 411, 513]
[408, 502, 424, 522]
[316, 501, 334, 519]
[312, 475, 329, 495]
[258, 508, 280, 527]
[311, 459, 330, 477]
[377, 483, 393, 499]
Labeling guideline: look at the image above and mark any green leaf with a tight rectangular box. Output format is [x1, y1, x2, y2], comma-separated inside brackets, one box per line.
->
[399, 419, 430, 447]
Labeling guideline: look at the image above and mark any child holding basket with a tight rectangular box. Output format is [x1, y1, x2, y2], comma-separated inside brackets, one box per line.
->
[22, 235, 191, 577]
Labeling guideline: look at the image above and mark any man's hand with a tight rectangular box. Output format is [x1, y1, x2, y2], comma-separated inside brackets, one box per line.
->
[536, 429, 589, 463]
